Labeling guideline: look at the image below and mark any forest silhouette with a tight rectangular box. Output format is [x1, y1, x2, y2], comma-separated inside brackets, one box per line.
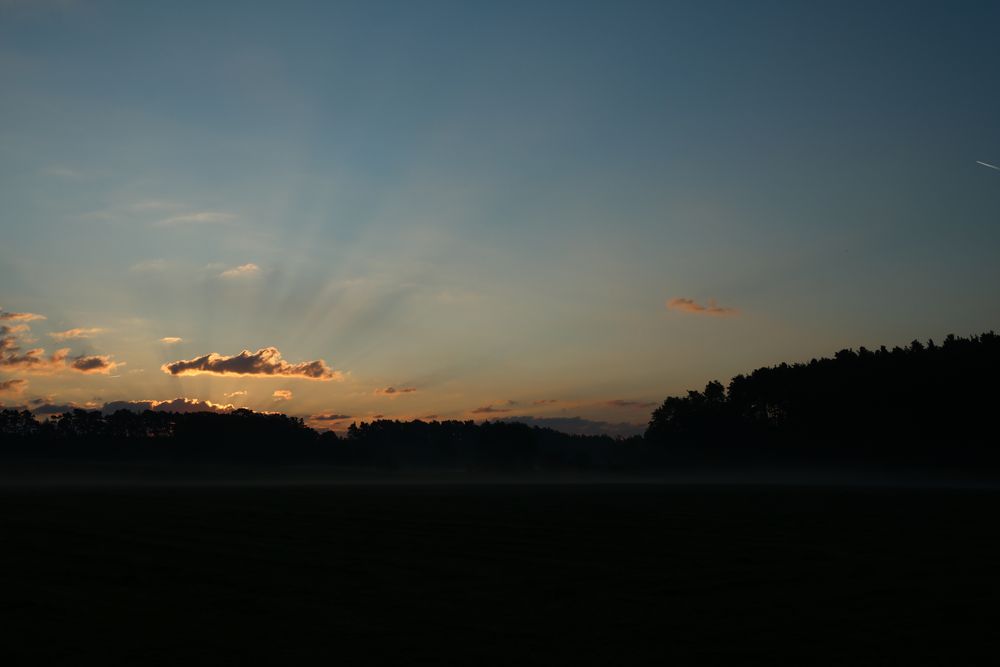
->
[2, 332, 998, 474]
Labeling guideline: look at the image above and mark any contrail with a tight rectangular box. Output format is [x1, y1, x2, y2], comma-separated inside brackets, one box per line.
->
[976, 160, 1000, 171]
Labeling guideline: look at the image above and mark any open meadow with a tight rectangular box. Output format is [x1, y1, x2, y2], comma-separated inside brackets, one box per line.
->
[2, 481, 998, 665]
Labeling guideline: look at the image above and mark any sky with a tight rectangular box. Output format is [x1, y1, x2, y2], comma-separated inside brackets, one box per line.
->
[2, 0, 999, 434]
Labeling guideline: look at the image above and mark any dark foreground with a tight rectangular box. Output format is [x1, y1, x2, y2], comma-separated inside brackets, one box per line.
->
[2, 482, 998, 665]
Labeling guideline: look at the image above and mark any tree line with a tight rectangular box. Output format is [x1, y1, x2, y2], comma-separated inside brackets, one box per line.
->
[1, 332, 998, 472]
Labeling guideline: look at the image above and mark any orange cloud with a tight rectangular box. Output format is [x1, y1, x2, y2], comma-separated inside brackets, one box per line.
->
[0, 378, 27, 396]
[0, 310, 45, 322]
[219, 263, 260, 279]
[273, 389, 293, 401]
[159, 336, 183, 344]
[0, 324, 30, 335]
[161, 347, 342, 380]
[666, 297, 738, 316]
[50, 327, 103, 341]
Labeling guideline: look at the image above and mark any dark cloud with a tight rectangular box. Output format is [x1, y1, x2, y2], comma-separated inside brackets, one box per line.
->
[666, 297, 737, 317]
[310, 413, 352, 421]
[498, 416, 644, 438]
[161, 347, 341, 380]
[375, 386, 417, 395]
[71, 354, 118, 374]
[471, 404, 512, 414]
[606, 399, 657, 409]
[532, 399, 560, 405]
[0, 378, 27, 396]
[101, 398, 235, 414]
[32, 402, 86, 415]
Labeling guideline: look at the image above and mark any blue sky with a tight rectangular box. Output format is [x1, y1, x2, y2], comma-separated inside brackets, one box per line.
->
[2, 1, 999, 433]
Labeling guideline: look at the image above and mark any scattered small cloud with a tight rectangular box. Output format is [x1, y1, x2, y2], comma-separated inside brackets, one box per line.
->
[0, 324, 30, 335]
[666, 297, 738, 317]
[532, 399, 560, 406]
[0, 309, 46, 322]
[0, 378, 27, 396]
[606, 399, 657, 409]
[159, 336, 183, 345]
[375, 386, 417, 396]
[161, 347, 342, 381]
[50, 327, 103, 341]
[156, 211, 236, 226]
[224, 390, 247, 398]
[2, 323, 121, 375]
[273, 389, 293, 401]
[219, 263, 260, 279]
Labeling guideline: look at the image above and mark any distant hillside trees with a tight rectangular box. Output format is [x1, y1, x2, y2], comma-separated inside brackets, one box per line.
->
[2, 332, 998, 472]
[645, 333, 1000, 466]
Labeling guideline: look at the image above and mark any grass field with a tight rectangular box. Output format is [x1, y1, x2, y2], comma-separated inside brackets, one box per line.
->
[2, 482, 998, 665]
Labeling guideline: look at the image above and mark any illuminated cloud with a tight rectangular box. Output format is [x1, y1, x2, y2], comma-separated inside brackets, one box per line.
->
[159, 337, 183, 344]
[50, 327, 103, 341]
[375, 386, 417, 396]
[471, 404, 512, 414]
[101, 398, 236, 414]
[310, 413, 351, 421]
[273, 389, 293, 401]
[606, 399, 657, 409]
[224, 390, 247, 398]
[0, 309, 46, 322]
[0, 324, 30, 335]
[219, 263, 260, 279]
[161, 347, 342, 381]
[156, 211, 236, 226]
[0, 378, 27, 396]
[666, 297, 738, 317]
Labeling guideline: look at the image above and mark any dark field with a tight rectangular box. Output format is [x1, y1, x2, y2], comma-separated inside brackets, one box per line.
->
[2, 482, 999, 665]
